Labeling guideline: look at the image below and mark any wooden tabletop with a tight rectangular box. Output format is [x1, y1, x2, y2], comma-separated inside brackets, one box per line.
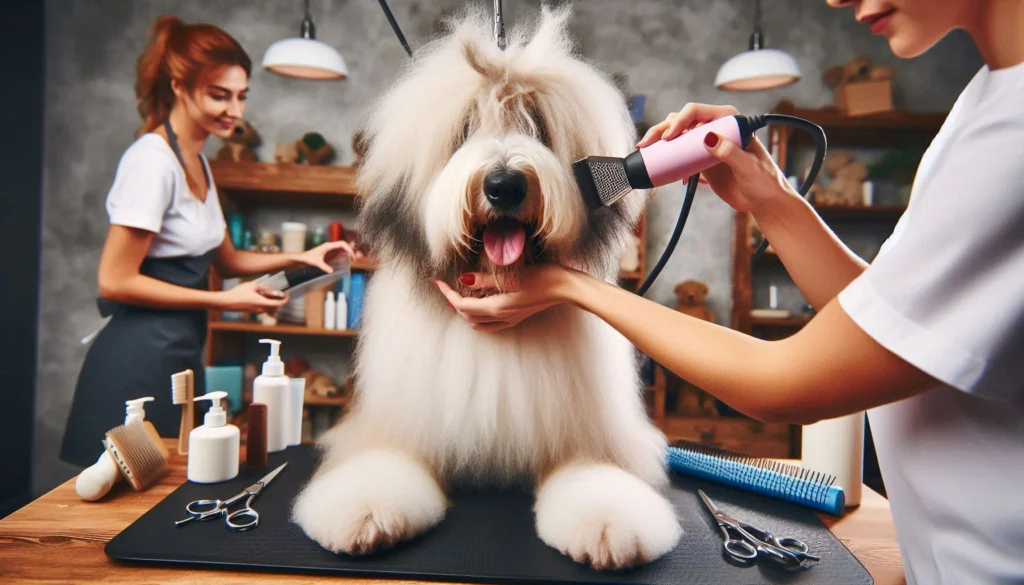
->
[0, 439, 905, 585]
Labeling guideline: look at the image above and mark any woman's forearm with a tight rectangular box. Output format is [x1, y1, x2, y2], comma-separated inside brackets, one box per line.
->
[752, 193, 868, 310]
[565, 273, 784, 421]
[99, 273, 224, 310]
[221, 249, 300, 277]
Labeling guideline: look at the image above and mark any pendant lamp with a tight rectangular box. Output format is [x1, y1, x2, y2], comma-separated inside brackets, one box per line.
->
[715, 0, 800, 91]
[263, 0, 348, 80]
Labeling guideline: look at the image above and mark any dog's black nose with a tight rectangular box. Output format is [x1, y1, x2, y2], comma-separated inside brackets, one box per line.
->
[484, 169, 527, 210]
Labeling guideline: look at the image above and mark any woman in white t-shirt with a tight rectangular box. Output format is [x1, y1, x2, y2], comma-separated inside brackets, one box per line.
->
[60, 16, 353, 468]
[435, 1, 1024, 583]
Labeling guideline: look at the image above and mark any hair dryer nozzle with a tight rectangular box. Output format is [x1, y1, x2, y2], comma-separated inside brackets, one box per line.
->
[573, 149, 653, 211]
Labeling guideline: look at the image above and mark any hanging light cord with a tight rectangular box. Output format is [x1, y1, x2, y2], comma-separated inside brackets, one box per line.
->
[377, 0, 413, 57]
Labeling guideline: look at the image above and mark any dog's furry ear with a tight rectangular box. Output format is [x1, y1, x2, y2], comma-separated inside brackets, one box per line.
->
[461, 38, 502, 81]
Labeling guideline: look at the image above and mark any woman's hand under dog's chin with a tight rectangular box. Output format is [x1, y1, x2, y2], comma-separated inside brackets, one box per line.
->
[433, 264, 584, 332]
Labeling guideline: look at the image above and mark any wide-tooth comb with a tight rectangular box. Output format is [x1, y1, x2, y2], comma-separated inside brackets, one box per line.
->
[667, 439, 846, 516]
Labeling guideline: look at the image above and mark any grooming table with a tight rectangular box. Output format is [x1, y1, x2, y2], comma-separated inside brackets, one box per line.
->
[105, 445, 872, 585]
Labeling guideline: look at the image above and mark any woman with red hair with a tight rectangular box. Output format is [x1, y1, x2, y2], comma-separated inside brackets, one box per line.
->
[60, 16, 352, 467]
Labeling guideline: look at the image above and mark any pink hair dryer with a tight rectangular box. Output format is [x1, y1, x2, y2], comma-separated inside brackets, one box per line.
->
[573, 115, 771, 210]
[572, 113, 826, 295]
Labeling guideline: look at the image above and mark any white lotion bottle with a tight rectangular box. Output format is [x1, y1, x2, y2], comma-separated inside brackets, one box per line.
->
[336, 291, 348, 330]
[324, 291, 336, 330]
[252, 338, 290, 453]
[801, 411, 865, 507]
[187, 391, 240, 484]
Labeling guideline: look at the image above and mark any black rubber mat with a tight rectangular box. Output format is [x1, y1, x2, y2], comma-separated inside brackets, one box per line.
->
[106, 445, 872, 584]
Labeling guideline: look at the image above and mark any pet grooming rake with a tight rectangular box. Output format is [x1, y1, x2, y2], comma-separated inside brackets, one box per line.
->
[667, 440, 846, 516]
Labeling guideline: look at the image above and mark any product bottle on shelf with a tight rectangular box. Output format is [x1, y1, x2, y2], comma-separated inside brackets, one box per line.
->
[336, 292, 348, 330]
[324, 291, 336, 330]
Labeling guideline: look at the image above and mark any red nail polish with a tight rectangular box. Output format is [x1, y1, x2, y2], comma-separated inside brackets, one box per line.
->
[459, 273, 475, 285]
[704, 132, 719, 148]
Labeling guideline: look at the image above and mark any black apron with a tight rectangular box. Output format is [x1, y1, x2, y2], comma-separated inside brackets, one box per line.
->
[60, 121, 216, 467]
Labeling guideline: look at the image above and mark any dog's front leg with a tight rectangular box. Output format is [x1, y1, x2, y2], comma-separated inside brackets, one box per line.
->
[533, 461, 683, 570]
[291, 449, 448, 556]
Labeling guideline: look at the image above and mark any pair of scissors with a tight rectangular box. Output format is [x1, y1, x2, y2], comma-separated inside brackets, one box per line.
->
[698, 489, 819, 568]
[175, 463, 287, 532]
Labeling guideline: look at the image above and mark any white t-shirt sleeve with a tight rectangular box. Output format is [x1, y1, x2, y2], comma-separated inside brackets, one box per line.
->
[105, 141, 176, 233]
[838, 111, 1024, 403]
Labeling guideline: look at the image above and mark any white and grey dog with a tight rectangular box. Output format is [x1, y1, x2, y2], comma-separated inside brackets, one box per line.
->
[292, 4, 682, 570]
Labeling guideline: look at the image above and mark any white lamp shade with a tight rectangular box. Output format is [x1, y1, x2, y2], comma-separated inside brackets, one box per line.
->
[715, 48, 800, 91]
[263, 37, 348, 80]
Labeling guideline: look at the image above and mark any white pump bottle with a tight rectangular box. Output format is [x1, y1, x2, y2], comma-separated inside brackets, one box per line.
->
[252, 338, 290, 453]
[187, 391, 240, 484]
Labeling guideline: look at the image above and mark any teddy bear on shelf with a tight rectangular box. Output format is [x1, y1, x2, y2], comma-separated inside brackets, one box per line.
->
[668, 280, 720, 417]
[674, 280, 716, 323]
[810, 151, 868, 207]
[274, 141, 300, 164]
[215, 118, 260, 162]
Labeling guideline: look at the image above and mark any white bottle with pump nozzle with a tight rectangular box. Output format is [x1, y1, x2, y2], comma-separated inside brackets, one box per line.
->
[252, 338, 290, 453]
[187, 391, 240, 484]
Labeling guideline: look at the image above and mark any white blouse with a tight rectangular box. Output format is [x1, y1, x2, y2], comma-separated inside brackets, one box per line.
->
[105, 133, 226, 258]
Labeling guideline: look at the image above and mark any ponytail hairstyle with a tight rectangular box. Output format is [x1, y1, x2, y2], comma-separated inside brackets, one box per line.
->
[134, 15, 252, 138]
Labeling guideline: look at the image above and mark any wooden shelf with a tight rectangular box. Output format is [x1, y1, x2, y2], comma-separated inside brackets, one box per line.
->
[771, 100, 946, 148]
[209, 160, 359, 209]
[351, 257, 379, 271]
[750, 316, 810, 327]
[209, 321, 358, 337]
[304, 394, 350, 407]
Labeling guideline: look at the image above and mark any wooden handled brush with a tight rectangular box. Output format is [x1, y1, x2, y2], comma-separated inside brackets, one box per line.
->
[171, 369, 195, 455]
[75, 422, 169, 501]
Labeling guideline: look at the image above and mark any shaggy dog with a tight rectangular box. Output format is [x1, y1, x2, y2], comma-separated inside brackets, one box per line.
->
[291, 4, 683, 570]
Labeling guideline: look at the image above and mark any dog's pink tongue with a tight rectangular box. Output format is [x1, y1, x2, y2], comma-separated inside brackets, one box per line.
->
[483, 220, 526, 266]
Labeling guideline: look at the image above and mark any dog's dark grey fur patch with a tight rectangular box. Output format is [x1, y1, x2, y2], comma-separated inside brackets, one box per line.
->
[356, 184, 433, 279]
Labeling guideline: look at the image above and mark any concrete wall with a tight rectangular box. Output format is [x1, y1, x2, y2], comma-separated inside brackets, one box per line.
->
[35, 0, 981, 493]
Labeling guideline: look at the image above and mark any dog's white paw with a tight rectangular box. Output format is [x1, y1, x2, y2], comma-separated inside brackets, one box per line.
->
[291, 450, 447, 555]
[534, 462, 682, 570]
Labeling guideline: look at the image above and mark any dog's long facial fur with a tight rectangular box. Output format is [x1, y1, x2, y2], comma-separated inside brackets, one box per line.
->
[355, 4, 648, 296]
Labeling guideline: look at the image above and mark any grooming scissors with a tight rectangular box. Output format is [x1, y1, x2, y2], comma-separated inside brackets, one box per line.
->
[175, 462, 287, 532]
[698, 489, 819, 568]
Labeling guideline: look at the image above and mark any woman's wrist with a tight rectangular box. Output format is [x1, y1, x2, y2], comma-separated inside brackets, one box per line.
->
[560, 268, 604, 312]
[750, 182, 809, 234]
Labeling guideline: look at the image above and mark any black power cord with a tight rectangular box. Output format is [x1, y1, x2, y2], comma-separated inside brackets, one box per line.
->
[637, 114, 827, 297]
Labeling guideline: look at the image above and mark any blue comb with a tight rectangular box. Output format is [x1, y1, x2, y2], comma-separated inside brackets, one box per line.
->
[666, 440, 846, 516]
